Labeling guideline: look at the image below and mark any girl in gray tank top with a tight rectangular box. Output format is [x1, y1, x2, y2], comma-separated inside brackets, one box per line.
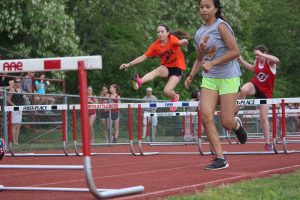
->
[194, 18, 241, 78]
[184, 0, 248, 171]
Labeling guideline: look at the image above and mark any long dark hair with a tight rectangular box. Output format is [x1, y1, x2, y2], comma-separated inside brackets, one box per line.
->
[111, 84, 120, 96]
[157, 24, 191, 40]
[199, 0, 227, 21]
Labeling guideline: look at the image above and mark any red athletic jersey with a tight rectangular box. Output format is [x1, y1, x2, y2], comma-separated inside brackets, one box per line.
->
[110, 94, 120, 113]
[88, 97, 97, 115]
[144, 35, 186, 70]
[251, 60, 276, 98]
[99, 95, 110, 113]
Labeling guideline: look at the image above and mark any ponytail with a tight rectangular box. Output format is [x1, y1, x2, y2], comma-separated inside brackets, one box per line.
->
[157, 24, 191, 40]
[170, 31, 192, 40]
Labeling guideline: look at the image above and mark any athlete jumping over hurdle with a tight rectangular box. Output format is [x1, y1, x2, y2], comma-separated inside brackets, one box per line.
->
[238, 45, 280, 151]
[119, 24, 189, 112]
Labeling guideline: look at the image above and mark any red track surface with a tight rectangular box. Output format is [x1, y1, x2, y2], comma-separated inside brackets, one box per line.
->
[1, 143, 300, 200]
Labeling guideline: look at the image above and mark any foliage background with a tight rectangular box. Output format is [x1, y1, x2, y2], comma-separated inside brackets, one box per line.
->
[0, 0, 299, 99]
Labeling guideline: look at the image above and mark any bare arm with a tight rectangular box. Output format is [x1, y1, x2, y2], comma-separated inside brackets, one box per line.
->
[178, 39, 188, 46]
[119, 55, 148, 70]
[255, 50, 280, 67]
[88, 97, 98, 104]
[237, 56, 256, 72]
[202, 23, 240, 72]
[7, 88, 15, 106]
[185, 46, 203, 88]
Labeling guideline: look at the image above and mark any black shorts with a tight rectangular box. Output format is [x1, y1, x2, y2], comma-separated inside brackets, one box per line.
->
[99, 112, 109, 119]
[253, 84, 267, 99]
[111, 112, 119, 121]
[167, 67, 182, 78]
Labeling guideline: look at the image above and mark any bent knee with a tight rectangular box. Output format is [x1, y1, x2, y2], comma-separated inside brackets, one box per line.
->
[221, 118, 236, 130]
[163, 89, 172, 97]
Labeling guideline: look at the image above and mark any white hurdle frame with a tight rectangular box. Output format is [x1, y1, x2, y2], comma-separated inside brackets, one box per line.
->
[69, 98, 300, 156]
[69, 104, 131, 157]
[129, 102, 210, 156]
[0, 56, 144, 199]
[4, 104, 76, 157]
[225, 98, 300, 155]
[127, 98, 300, 155]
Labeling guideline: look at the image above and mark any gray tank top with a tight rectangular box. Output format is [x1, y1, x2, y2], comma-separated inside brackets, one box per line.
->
[195, 18, 241, 78]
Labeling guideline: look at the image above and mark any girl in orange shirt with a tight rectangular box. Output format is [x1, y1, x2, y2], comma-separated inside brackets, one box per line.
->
[120, 24, 188, 111]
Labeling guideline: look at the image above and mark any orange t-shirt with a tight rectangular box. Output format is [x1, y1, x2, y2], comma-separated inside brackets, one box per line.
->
[144, 35, 186, 70]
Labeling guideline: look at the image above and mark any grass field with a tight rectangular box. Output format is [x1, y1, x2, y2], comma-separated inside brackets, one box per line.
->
[167, 170, 300, 200]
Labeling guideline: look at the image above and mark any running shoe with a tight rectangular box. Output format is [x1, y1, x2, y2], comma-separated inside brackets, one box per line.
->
[0, 138, 6, 161]
[264, 143, 273, 151]
[131, 74, 142, 90]
[205, 157, 229, 170]
[233, 117, 248, 144]
[170, 94, 180, 112]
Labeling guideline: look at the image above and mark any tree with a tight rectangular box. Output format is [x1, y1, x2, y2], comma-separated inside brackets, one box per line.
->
[0, 0, 80, 58]
[250, 0, 300, 97]
[66, 0, 251, 99]
[0, 0, 81, 82]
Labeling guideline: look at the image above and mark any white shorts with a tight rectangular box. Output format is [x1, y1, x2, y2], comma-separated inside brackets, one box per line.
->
[143, 111, 158, 126]
[12, 111, 23, 124]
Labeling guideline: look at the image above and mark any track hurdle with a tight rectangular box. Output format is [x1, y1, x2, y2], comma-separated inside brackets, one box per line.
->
[130, 98, 300, 156]
[223, 98, 300, 155]
[279, 98, 300, 154]
[0, 56, 144, 199]
[142, 110, 207, 155]
[5, 104, 73, 156]
[70, 102, 137, 156]
[126, 101, 216, 155]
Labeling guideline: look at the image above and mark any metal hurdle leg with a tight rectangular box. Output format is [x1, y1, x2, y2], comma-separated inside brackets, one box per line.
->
[140, 110, 211, 155]
[136, 105, 159, 156]
[280, 99, 300, 154]
[127, 104, 158, 156]
[78, 61, 144, 198]
[6, 105, 77, 157]
[0, 56, 144, 199]
[222, 99, 300, 155]
[272, 104, 279, 154]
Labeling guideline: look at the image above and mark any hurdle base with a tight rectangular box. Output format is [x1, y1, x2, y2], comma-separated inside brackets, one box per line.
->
[0, 185, 145, 198]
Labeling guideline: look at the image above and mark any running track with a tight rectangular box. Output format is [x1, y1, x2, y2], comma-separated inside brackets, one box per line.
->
[1, 143, 300, 200]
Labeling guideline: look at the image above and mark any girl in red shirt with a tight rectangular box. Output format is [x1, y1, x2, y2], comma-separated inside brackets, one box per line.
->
[88, 86, 98, 143]
[99, 84, 110, 143]
[238, 45, 280, 151]
[109, 84, 121, 143]
[119, 24, 189, 111]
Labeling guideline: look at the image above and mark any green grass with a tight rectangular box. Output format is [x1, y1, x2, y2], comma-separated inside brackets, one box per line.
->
[166, 170, 300, 200]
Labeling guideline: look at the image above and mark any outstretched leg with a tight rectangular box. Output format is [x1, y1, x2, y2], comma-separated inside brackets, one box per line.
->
[132, 66, 168, 90]
[238, 82, 256, 99]
[163, 75, 181, 99]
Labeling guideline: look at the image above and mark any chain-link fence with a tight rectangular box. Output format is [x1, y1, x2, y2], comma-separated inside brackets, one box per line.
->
[1, 87, 300, 154]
